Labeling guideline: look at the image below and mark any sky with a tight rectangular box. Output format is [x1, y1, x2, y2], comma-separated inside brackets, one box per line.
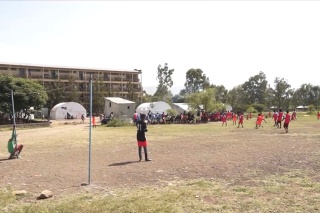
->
[0, 1, 320, 95]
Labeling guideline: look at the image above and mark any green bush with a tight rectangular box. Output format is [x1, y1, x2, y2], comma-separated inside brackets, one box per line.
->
[106, 118, 131, 127]
[246, 106, 256, 113]
[307, 105, 315, 114]
[251, 103, 266, 113]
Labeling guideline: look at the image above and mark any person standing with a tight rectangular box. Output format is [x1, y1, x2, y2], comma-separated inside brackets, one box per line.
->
[136, 114, 151, 162]
[92, 115, 96, 128]
[133, 111, 138, 126]
[277, 109, 283, 129]
[283, 110, 291, 133]
[237, 112, 244, 128]
[232, 113, 237, 125]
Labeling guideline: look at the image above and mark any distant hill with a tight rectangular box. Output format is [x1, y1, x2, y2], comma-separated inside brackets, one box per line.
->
[143, 86, 184, 96]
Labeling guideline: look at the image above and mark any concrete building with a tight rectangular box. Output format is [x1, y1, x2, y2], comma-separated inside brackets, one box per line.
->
[104, 97, 136, 120]
[0, 62, 143, 109]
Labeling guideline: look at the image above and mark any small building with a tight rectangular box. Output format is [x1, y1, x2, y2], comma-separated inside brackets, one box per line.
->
[296, 105, 308, 112]
[50, 102, 86, 120]
[104, 97, 136, 119]
[136, 101, 172, 115]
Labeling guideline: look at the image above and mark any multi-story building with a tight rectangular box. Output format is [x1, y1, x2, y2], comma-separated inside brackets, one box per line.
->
[0, 63, 143, 109]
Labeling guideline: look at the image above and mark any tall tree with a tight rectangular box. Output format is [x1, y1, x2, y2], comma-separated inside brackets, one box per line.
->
[184, 68, 210, 94]
[273, 77, 292, 109]
[186, 88, 224, 112]
[227, 85, 247, 112]
[65, 76, 80, 102]
[154, 63, 174, 98]
[242, 71, 268, 105]
[92, 78, 107, 115]
[209, 84, 229, 103]
[0, 74, 48, 124]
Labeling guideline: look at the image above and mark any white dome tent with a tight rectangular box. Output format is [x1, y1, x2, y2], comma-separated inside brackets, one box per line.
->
[171, 103, 191, 114]
[50, 102, 86, 120]
[136, 101, 172, 115]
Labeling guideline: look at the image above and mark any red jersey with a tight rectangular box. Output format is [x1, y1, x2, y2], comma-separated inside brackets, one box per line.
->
[277, 112, 283, 121]
[239, 114, 244, 123]
[284, 113, 291, 124]
[256, 116, 263, 125]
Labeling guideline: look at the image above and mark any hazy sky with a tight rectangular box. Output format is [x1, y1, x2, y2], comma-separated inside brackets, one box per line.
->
[1, 1, 320, 95]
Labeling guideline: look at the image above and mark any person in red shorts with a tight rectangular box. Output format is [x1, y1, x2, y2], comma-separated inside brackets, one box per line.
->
[221, 113, 227, 126]
[136, 114, 151, 161]
[277, 109, 283, 129]
[291, 110, 297, 121]
[237, 112, 244, 128]
[232, 113, 237, 125]
[256, 113, 264, 128]
[283, 110, 291, 133]
[317, 111, 320, 120]
[273, 110, 278, 127]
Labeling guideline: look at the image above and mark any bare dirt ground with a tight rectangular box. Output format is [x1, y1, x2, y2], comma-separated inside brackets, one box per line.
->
[1, 117, 320, 201]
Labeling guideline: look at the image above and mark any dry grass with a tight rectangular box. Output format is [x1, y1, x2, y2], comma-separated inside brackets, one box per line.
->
[1, 113, 320, 212]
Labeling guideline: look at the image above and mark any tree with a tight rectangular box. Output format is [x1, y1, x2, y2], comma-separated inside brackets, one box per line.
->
[209, 84, 229, 103]
[154, 63, 174, 98]
[92, 78, 108, 115]
[308, 104, 315, 114]
[242, 71, 268, 105]
[0, 74, 48, 124]
[45, 80, 67, 110]
[65, 76, 80, 102]
[172, 94, 185, 103]
[227, 85, 247, 112]
[186, 88, 224, 112]
[272, 77, 292, 109]
[293, 84, 320, 109]
[184, 68, 210, 94]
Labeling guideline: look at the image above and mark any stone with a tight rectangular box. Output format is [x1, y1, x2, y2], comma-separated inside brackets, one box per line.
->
[37, 190, 53, 200]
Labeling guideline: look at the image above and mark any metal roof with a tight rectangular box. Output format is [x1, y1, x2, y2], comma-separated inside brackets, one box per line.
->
[105, 97, 135, 104]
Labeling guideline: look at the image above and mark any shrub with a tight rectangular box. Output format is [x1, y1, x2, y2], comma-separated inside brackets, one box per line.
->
[106, 118, 131, 127]
[251, 103, 266, 113]
[308, 105, 315, 114]
[246, 106, 256, 113]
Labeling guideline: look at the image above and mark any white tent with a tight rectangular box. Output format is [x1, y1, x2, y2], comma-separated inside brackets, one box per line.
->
[104, 97, 136, 119]
[136, 101, 172, 114]
[171, 103, 191, 114]
[50, 102, 86, 120]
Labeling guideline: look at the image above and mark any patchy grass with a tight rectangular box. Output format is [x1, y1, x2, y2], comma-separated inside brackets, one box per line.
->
[1, 115, 320, 212]
[2, 171, 320, 213]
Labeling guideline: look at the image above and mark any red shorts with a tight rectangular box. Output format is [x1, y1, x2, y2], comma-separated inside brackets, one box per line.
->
[137, 141, 148, 147]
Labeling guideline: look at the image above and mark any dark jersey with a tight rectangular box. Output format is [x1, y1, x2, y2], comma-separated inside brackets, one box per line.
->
[137, 120, 147, 141]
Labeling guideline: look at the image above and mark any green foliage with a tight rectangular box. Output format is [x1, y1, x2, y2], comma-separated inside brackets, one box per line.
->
[184, 68, 210, 94]
[273, 77, 292, 109]
[246, 106, 256, 113]
[0, 74, 48, 122]
[155, 63, 174, 97]
[251, 103, 266, 113]
[186, 88, 222, 112]
[307, 104, 315, 114]
[242, 71, 268, 105]
[106, 118, 131, 127]
[167, 108, 177, 116]
[209, 84, 229, 103]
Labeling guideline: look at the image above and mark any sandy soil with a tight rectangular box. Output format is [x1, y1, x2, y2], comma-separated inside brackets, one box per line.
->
[1, 118, 320, 201]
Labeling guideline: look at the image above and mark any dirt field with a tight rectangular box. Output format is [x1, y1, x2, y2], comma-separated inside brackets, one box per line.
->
[1, 116, 320, 202]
